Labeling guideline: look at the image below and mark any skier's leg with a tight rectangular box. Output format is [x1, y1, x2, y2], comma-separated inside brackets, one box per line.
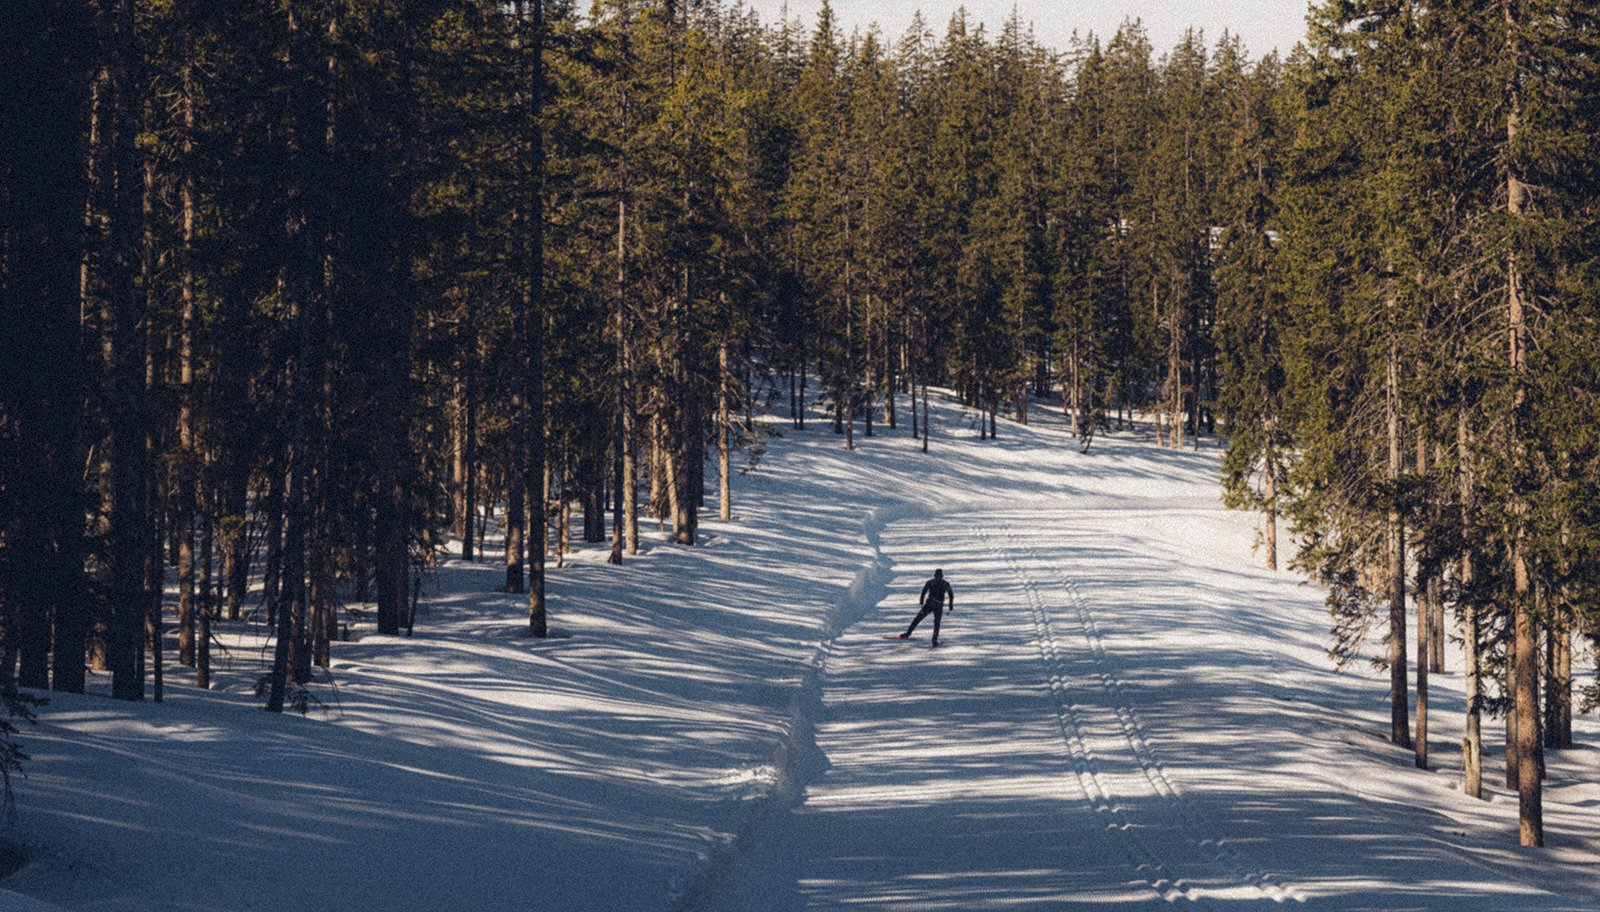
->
[931, 607, 942, 645]
[904, 605, 931, 637]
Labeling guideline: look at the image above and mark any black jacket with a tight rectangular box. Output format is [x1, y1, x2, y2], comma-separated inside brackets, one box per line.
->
[919, 577, 953, 609]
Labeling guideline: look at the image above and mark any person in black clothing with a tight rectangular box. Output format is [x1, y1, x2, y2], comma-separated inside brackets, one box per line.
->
[898, 569, 954, 646]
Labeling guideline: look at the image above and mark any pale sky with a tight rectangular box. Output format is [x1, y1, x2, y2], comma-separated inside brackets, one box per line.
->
[747, 1, 1310, 59]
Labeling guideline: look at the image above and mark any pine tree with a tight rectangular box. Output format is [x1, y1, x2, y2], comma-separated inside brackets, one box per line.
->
[1216, 50, 1287, 571]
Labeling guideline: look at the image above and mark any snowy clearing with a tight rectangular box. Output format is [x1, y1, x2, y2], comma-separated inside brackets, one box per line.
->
[5, 392, 1599, 912]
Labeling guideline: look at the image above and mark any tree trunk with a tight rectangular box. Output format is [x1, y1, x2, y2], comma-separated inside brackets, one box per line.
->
[1068, 339, 1081, 437]
[452, 373, 467, 540]
[261, 459, 284, 625]
[1542, 618, 1565, 751]
[612, 197, 638, 561]
[1386, 330, 1409, 748]
[3, 3, 93, 693]
[915, 368, 928, 441]
[718, 336, 732, 522]
[667, 423, 691, 544]
[1504, 0, 1541, 845]
[1168, 289, 1185, 451]
[1263, 434, 1278, 572]
[267, 0, 326, 709]
[921, 383, 930, 454]
[863, 294, 874, 439]
[528, 0, 549, 639]
[650, 410, 667, 530]
[505, 470, 526, 593]
[196, 478, 213, 689]
[1506, 652, 1519, 790]
[797, 344, 807, 430]
[621, 382, 638, 557]
[1555, 623, 1572, 749]
[1513, 582, 1541, 845]
[884, 312, 897, 429]
[105, 0, 148, 702]
[844, 215, 855, 452]
[463, 357, 478, 560]
[1414, 436, 1429, 770]
[555, 462, 570, 567]
[222, 460, 248, 621]
[1459, 408, 1482, 799]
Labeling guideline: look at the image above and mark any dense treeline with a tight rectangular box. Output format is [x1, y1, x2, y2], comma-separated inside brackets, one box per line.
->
[1265, 1, 1600, 848]
[1, 0, 1595, 847]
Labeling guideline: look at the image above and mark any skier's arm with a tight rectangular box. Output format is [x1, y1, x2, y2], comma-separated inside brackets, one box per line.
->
[919, 581, 931, 607]
[947, 583, 954, 611]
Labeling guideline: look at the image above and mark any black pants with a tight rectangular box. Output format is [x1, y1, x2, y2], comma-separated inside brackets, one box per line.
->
[904, 604, 944, 643]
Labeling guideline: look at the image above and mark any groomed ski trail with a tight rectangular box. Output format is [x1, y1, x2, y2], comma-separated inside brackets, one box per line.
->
[691, 502, 1598, 912]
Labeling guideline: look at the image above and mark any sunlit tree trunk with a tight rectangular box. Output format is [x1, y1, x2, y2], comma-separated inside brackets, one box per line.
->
[1503, 0, 1540, 845]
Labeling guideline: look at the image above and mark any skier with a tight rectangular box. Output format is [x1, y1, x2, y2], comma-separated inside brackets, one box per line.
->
[898, 569, 954, 647]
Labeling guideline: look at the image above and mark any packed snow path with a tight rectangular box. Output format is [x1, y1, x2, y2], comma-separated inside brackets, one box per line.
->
[697, 501, 1600, 912]
[9, 392, 1599, 911]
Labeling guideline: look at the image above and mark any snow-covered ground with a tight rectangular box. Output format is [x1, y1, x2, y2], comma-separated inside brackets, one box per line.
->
[5, 390, 1598, 911]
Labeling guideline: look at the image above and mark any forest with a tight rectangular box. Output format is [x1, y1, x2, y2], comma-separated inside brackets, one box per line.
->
[2, 0, 1598, 854]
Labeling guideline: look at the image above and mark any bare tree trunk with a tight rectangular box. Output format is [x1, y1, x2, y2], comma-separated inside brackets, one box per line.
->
[452, 373, 467, 539]
[521, 0, 548, 637]
[843, 217, 855, 451]
[1504, 1, 1541, 845]
[1513, 570, 1541, 845]
[915, 361, 928, 435]
[222, 461, 248, 620]
[1067, 339, 1080, 436]
[1415, 438, 1429, 770]
[175, 52, 198, 670]
[1554, 622, 1572, 749]
[268, 0, 325, 708]
[885, 310, 897, 429]
[797, 342, 807, 430]
[843, 337, 855, 451]
[921, 382, 930, 454]
[1016, 335, 1028, 427]
[666, 428, 686, 541]
[555, 460, 570, 567]
[105, 0, 148, 702]
[1263, 432, 1278, 572]
[1168, 289, 1185, 450]
[196, 476, 213, 688]
[1189, 317, 1202, 449]
[505, 468, 525, 593]
[261, 460, 284, 625]
[1506, 653, 1519, 790]
[718, 336, 732, 522]
[140, 94, 162, 704]
[1459, 408, 1482, 799]
[1386, 326, 1409, 748]
[610, 200, 634, 563]
[1543, 618, 1563, 751]
[650, 410, 667, 531]
[462, 352, 477, 560]
[863, 294, 874, 439]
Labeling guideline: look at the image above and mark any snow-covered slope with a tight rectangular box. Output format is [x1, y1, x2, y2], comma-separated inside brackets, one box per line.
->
[6, 392, 1598, 911]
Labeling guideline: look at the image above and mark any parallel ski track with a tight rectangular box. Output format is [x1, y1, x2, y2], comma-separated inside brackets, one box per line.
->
[987, 518, 1305, 906]
[1013, 524, 1304, 904]
[979, 523, 1204, 907]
